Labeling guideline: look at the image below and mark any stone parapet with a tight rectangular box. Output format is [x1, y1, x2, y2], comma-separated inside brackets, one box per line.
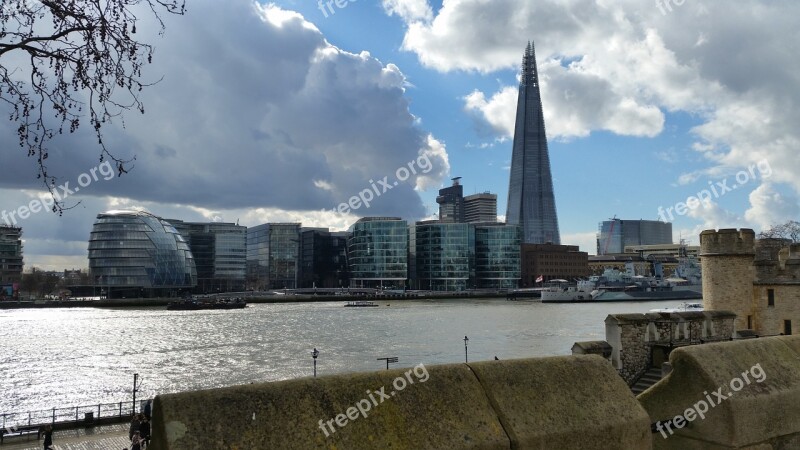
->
[149, 356, 651, 450]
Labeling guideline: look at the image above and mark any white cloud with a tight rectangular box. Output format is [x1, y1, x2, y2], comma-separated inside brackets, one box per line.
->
[382, 0, 433, 22]
[744, 184, 800, 230]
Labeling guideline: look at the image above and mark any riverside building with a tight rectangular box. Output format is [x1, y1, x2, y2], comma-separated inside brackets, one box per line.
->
[597, 219, 672, 255]
[409, 221, 474, 291]
[474, 223, 522, 289]
[347, 217, 408, 289]
[168, 220, 247, 293]
[88, 210, 197, 298]
[246, 223, 301, 290]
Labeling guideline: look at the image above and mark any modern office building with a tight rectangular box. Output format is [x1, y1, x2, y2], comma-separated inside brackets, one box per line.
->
[246, 223, 300, 290]
[474, 223, 521, 289]
[347, 217, 408, 288]
[464, 193, 497, 223]
[436, 177, 465, 223]
[88, 210, 197, 298]
[299, 228, 348, 289]
[168, 221, 247, 293]
[410, 221, 474, 291]
[0, 225, 22, 299]
[521, 243, 589, 286]
[506, 42, 561, 245]
[597, 219, 673, 255]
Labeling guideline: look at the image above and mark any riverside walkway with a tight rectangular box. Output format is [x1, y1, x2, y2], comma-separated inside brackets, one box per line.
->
[0, 424, 129, 450]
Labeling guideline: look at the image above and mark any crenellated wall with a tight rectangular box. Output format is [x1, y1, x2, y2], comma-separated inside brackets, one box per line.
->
[604, 311, 736, 384]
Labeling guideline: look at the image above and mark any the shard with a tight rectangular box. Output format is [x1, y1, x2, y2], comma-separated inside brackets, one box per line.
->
[505, 41, 561, 244]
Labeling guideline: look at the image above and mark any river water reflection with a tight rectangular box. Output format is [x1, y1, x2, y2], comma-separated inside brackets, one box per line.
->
[0, 298, 674, 413]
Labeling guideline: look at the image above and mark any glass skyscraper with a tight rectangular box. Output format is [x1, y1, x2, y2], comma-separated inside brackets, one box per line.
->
[88, 210, 197, 297]
[168, 220, 247, 293]
[347, 217, 408, 288]
[410, 221, 474, 291]
[247, 223, 301, 289]
[474, 223, 521, 289]
[506, 41, 561, 244]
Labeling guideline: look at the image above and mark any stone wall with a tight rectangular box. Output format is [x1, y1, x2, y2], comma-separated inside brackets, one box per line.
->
[753, 283, 800, 335]
[639, 334, 800, 449]
[606, 311, 736, 385]
[149, 355, 651, 450]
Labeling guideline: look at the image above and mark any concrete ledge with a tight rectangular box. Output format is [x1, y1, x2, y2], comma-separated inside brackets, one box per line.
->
[150, 355, 650, 449]
[638, 335, 800, 449]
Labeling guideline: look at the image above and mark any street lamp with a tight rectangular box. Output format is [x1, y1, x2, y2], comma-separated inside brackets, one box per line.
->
[312, 348, 319, 377]
[464, 336, 469, 363]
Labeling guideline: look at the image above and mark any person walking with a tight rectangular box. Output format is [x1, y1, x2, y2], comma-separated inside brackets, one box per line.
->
[140, 418, 151, 447]
[42, 425, 53, 450]
[129, 414, 141, 441]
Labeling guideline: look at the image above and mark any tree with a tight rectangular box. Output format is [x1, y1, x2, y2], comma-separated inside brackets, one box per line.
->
[758, 221, 800, 243]
[0, 0, 185, 212]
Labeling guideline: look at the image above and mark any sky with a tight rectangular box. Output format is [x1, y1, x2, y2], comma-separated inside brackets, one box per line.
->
[1, 0, 798, 270]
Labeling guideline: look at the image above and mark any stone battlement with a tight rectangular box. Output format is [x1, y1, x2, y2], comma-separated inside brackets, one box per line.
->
[700, 228, 755, 256]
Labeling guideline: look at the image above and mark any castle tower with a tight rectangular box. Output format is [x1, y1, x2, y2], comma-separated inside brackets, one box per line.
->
[700, 229, 755, 330]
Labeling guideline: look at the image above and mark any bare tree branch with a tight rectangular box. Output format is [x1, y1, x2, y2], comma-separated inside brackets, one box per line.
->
[0, 0, 185, 213]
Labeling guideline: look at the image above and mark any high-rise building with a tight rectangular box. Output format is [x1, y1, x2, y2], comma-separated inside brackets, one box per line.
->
[0, 225, 23, 299]
[436, 177, 465, 223]
[597, 219, 673, 255]
[299, 228, 348, 289]
[347, 217, 407, 289]
[506, 42, 560, 244]
[246, 223, 301, 290]
[464, 193, 497, 223]
[88, 210, 197, 298]
[410, 221, 474, 291]
[474, 223, 522, 289]
[168, 221, 247, 293]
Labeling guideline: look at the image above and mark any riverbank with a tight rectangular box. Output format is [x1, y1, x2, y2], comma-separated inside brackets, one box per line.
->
[0, 291, 514, 309]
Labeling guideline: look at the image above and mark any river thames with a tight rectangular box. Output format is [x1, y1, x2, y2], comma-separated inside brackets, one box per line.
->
[0, 298, 675, 413]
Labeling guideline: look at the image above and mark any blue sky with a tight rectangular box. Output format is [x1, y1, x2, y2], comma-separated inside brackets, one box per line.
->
[1, 0, 798, 268]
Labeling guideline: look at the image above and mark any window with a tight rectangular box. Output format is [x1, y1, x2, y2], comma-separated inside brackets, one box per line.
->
[747, 315, 753, 330]
[768, 289, 775, 307]
[785, 320, 792, 336]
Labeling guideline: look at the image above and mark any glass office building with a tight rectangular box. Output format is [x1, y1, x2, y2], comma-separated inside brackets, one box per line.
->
[246, 223, 300, 289]
[88, 210, 197, 297]
[348, 218, 408, 289]
[168, 221, 247, 293]
[597, 219, 672, 255]
[410, 221, 474, 291]
[474, 223, 521, 289]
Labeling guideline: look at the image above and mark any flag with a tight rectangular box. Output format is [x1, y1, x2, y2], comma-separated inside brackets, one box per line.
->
[535, 275, 544, 283]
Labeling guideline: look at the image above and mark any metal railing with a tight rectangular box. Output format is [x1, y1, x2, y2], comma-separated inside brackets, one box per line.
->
[1, 400, 143, 430]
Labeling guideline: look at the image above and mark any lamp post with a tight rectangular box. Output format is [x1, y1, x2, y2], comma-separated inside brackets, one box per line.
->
[312, 348, 319, 377]
[464, 336, 469, 363]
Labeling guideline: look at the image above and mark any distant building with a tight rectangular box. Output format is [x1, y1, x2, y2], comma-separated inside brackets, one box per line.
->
[88, 210, 197, 298]
[246, 223, 301, 290]
[168, 220, 247, 293]
[702, 228, 799, 336]
[299, 228, 348, 289]
[410, 221, 474, 291]
[521, 243, 588, 286]
[506, 42, 560, 244]
[348, 217, 408, 289]
[464, 193, 497, 223]
[474, 223, 521, 289]
[597, 219, 672, 255]
[623, 243, 700, 259]
[0, 225, 22, 300]
[436, 177, 465, 223]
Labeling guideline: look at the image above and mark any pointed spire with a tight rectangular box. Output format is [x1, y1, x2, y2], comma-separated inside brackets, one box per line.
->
[520, 41, 538, 87]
